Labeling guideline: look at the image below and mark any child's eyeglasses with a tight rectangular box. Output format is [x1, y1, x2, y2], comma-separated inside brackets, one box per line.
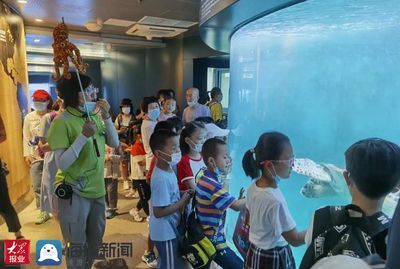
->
[260, 156, 295, 166]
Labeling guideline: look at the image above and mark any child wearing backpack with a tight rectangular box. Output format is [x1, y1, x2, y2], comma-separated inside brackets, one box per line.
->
[242, 132, 305, 269]
[300, 138, 400, 268]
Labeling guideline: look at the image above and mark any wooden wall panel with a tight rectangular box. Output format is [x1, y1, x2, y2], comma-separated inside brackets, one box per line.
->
[0, 1, 31, 203]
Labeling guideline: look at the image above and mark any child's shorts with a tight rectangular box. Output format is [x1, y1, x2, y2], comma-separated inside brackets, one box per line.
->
[153, 239, 185, 269]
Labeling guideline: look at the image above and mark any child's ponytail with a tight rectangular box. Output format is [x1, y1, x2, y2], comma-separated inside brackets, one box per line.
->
[242, 148, 260, 179]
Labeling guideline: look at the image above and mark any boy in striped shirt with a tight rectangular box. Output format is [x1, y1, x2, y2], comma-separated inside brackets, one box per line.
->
[196, 138, 245, 269]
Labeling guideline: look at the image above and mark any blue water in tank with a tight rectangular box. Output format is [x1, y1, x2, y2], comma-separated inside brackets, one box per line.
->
[226, 0, 400, 264]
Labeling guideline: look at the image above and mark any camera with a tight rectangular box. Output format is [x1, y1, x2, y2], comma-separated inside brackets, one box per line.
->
[55, 183, 73, 199]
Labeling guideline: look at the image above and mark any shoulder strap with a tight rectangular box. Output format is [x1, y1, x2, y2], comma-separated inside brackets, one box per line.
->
[312, 206, 337, 240]
[365, 211, 391, 236]
[335, 204, 390, 236]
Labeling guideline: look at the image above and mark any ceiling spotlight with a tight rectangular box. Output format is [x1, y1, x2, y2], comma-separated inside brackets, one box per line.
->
[33, 38, 40, 43]
[35, 18, 43, 22]
[17, 0, 28, 3]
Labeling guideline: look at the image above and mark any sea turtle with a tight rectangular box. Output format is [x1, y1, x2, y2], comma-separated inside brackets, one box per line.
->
[293, 158, 399, 215]
[293, 158, 349, 198]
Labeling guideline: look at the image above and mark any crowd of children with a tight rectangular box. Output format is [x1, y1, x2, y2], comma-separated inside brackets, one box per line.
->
[142, 120, 400, 269]
[11, 81, 400, 269]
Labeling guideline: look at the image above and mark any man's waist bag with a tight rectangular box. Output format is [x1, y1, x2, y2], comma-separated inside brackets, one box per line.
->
[171, 198, 216, 268]
[300, 204, 390, 269]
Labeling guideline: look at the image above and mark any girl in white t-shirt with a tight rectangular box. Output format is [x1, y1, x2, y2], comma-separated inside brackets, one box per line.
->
[242, 132, 306, 269]
[177, 121, 207, 190]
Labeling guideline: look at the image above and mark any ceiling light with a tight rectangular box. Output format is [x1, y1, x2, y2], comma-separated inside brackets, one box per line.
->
[33, 38, 40, 43]
[35, 19, 43, 22]
[85, 19, 103, 32]
[17, 0, 27, 3]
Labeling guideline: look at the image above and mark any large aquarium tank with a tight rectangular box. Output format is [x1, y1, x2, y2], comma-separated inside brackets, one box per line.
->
[226, 0, 400, 264]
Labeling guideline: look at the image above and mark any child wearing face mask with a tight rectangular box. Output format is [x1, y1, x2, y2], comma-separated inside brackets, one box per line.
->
[196, 138, 246, 269]
[149, 130, 193, 269]
[129, 127, 148, 222]
[177, 121, 207, 191]
[158, 96, 177, 122]
[242, 132, 305, 269]
[140, 96, 161, 173]
[114, 98, 138, 193]
[23, 89, 53, 225]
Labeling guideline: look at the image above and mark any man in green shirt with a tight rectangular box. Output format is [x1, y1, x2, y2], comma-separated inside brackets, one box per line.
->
[47, 72, 119, 269]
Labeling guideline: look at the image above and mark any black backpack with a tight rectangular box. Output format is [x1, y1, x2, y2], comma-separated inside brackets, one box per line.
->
[300, 204, 390, 269]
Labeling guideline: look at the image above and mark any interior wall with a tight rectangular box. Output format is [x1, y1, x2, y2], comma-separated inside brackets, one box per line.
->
[85, 59, 103, 91]
[0, 1, 31, 203]
[101, 37, 184, 116]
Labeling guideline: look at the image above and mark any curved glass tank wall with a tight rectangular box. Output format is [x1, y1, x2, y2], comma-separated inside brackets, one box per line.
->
[227, 0, 400, 263]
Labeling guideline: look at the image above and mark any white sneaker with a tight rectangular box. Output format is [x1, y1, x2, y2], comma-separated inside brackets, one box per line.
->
[142, 251, 157, 268]
[35, 211, 51, 225]
[130, 209, 143, 222]
[123, 180, 130, 190]
[125, 189, 139, 198]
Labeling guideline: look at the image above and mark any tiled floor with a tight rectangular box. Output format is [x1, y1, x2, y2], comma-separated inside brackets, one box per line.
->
[0, 186, 151, 269]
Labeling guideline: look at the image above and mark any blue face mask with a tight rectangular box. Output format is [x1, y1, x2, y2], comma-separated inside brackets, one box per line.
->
[268, 164, 282, 184]
[187, 101, 197, 107]
[33, 101, 47, 111]
[188, 138, 203, 153]
[214, 167, 224, 177]
[212, 161, 231, 177]
[148, 108, 160, 121]
[79, 101, 97, 113]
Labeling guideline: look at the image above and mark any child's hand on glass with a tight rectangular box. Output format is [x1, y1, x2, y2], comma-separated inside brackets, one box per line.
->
[239, 187, 245, 200]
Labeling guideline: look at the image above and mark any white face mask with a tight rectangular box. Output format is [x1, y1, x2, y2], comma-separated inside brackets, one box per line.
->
[170, 152, 182, 165]
[122, 107, 131, 115]
[33, 101, 47, 111]
[79, 101, 97, 113]
[148, 108, 160, 121]
[187, 101, 197, 107]
[159, 151, 182, 165]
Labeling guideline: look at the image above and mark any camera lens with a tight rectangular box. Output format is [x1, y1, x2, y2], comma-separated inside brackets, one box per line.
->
[57, 188, 66, 197]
